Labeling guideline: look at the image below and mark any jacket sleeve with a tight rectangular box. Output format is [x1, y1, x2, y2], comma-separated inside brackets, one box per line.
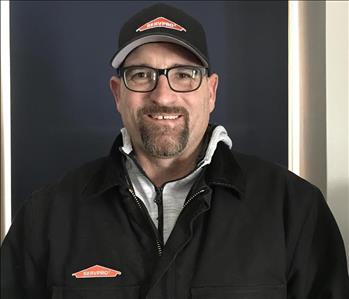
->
[287, 188, 349, 298]
[1, 198, 49, 299]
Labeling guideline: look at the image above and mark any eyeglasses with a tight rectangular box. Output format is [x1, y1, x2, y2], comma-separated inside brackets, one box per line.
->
[117, 65, 209, 93]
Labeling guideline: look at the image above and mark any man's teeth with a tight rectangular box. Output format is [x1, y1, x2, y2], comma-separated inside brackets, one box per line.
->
[151, 115, 179, 120]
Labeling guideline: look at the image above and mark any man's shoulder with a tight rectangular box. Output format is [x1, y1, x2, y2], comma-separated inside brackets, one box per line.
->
[229, 149, 327, 225]
[231, 149, 323, 198]
[232, 150, 290, 177]
[9, 156, 118, 225]
[31, 155, 114, 201]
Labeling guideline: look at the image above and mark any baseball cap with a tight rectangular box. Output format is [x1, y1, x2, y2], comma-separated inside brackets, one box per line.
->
[110, 3, 209, 69]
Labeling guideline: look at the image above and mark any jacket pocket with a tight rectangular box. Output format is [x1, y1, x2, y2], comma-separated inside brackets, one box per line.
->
[51, 285, 140, 299]
[191, 284, 286, 299]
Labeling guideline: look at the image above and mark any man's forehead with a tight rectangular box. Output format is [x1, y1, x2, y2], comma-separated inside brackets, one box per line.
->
[123, 42, 202, 66]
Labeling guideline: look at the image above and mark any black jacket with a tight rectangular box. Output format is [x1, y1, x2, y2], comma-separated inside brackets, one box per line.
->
[1, 135, 349, 299]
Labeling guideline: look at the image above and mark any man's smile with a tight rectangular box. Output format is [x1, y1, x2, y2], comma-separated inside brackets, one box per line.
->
[147, 114, 182, 121]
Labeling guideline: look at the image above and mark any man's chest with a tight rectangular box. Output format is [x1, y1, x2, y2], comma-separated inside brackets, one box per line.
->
[46, 187, 287, 299]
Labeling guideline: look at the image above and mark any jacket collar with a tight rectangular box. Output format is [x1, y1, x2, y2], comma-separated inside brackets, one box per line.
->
[205, 142, 245, 197]
[82, 131, 245, 200]
[81, 134, 126, 199]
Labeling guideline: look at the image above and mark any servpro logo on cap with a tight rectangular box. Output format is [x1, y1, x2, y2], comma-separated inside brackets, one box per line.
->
[136, 17, 187, 32]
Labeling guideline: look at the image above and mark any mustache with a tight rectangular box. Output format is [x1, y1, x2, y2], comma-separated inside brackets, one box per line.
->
[139, 105, 189, 117]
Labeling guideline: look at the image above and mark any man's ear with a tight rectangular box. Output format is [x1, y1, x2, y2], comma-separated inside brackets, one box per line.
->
[207, 73, 219, 113]
[110, 76, 122, 112]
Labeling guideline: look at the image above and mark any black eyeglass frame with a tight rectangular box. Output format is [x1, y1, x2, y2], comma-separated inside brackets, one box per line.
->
[116, 65, 210, 93]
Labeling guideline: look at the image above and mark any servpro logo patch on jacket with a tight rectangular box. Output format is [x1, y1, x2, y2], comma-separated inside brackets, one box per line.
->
[72, 265, 122, 279]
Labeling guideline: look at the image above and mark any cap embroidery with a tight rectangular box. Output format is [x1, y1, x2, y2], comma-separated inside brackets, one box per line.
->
[136, 17, 186, 32]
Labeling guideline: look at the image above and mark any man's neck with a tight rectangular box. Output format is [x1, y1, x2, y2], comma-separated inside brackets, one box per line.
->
[134, 143, 202, 188]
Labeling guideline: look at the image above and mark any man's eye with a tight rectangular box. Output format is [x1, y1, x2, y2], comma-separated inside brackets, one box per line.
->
[174, 70, 196, 80]
[136, 72, 147, 77]
[174, 68, 199, 80]
[126, 69, 153, 82]
[177, 72, 192, 79]
[132, 72, 148, 79]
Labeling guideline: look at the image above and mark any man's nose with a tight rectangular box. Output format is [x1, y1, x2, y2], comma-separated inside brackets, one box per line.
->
[149, 74, 176, 105]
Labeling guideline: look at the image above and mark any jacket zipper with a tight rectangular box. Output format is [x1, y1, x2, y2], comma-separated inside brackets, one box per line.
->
[128, 188, 163, 257]
[129, 187, 208, 257]
[175, 188, 208, 232]
[154, 187, 164, 246]
[183, 188, 207, 209]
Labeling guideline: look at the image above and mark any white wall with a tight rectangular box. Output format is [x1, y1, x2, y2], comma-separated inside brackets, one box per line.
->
[1, 0, 12, 243]
[299, 1, 327, 196]
[326, 0, 349, 262]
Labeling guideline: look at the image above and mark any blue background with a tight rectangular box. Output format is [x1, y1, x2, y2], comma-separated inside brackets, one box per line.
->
[10, 1, 288, 216]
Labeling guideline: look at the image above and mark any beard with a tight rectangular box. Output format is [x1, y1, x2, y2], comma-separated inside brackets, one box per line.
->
[137, 105, 189, 158]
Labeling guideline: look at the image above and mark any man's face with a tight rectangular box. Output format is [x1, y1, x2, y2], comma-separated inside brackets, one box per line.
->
[110, 43, 218, 159]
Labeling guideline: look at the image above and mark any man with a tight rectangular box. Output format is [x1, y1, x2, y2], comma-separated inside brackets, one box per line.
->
[1, 3, 349, 299]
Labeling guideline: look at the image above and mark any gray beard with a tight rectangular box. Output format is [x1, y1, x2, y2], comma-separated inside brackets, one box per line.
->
[137, 105, 189, 158]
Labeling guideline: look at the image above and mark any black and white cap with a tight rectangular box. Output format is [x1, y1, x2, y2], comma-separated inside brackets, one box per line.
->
[110, 3, 209, 69]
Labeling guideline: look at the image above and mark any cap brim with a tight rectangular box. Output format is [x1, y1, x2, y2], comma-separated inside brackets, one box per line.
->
[111, 34, 208, 69]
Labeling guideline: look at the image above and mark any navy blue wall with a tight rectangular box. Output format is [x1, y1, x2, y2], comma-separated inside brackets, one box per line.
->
[10, 1, 288, 216]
